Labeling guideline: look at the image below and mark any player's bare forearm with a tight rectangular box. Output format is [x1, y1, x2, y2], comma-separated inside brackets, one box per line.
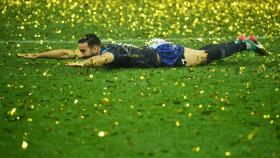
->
[17, 49, 79, 59]
[66, 52, 114, 67]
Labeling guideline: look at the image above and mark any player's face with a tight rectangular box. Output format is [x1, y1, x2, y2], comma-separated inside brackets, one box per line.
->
[78, 42, 99, 58]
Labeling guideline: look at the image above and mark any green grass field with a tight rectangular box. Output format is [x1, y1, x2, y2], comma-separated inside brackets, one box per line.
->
[0, 0, 280, 158]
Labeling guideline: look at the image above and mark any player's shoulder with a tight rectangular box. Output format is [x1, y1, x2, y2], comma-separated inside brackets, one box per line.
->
[100, 43, 128, 55]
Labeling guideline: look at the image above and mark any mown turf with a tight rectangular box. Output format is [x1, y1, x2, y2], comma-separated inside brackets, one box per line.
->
[0, 0, 280, 158]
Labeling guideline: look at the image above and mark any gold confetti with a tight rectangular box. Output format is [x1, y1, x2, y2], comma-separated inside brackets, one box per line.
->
[9, 108, 17, 116]
[176, 120, 181, 127]
[101, 98, 110, 105]
[239, 66, 246, 74]
[21, 141, 28, 150]
[1, 2, 279, 155]
[43, 69, 49, 76]
[247, 128, 258, 140]
[225, 151, 231, 157]
[192, 146, 200, 152]
[98, 131, 106, 137]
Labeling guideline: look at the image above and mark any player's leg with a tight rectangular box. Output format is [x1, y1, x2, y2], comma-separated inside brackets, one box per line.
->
[183, 48, 208, 66]
[183, 37, 245, 66]
[199, 35, 267, 64]
[200, 41, 246, 64]
[183, 35, 267, 66]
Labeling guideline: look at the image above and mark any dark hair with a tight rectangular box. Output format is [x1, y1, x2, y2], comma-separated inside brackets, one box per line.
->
[78, 33, 101, 47]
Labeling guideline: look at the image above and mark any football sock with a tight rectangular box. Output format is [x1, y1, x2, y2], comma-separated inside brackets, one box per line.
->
[199, 41, 247, 63]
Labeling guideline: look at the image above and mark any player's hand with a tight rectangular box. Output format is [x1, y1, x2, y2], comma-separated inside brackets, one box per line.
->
[65, 61, 85, 67]
[74, 50, 84, 59]
[17, 53, 38, 59]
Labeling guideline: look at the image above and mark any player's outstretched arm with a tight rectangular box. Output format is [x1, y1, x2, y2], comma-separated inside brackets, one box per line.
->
[66, 52, 114, 67]
[17, 49, 82, 59]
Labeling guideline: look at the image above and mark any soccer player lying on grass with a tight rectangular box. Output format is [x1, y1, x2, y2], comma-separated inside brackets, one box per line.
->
[17, 34, 267, 67]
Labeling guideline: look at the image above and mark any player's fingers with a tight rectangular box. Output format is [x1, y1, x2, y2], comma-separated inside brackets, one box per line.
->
[18, 54, 30, 58]
[65, 62, 76, 66]
[24, 54, 32, 58]
[17, 53, 26, 57]
[28, 54, 37, 58]
[66, 62, 84, 67]
[17, 53, 36, 58]
[65, 61, 73, 64]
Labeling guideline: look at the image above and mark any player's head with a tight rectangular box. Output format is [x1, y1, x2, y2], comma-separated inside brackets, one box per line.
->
[78, 33, 101, 57]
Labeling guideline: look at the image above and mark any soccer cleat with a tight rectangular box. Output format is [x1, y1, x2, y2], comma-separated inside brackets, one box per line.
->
[245, 35, 267, 56]
[238, 35, 246, 42]
[236, 35, 267, 56]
